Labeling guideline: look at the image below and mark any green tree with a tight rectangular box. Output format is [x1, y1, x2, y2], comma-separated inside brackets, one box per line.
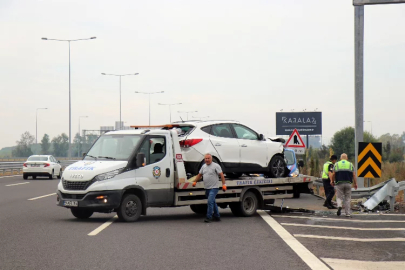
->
[40, 134, 51, 154]
[52, 133, 69, 157]
[389, 149, 404, 163]
[73, 133, 85, 157]
[329, 127, 376, 160]
[12, 131, 35, 157]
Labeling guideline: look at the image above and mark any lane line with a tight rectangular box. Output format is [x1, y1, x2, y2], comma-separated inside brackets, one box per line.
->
[5, 182, 29, 187]
[321, 257, 405, 270]
[273, 215, 405, 223]
[294, 234, 405, 242]
[257, 210, 329, 270]
[27, 193, 56, 201]
[88, 216, 118, 236]
[281, 223, 405, 231]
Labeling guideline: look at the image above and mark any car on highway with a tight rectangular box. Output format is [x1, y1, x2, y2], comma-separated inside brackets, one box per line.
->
[23, 155, 62, 180]
[168, 120, 289, 178]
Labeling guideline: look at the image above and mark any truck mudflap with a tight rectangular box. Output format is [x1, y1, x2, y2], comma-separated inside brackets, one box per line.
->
[57, 190, 122, 211]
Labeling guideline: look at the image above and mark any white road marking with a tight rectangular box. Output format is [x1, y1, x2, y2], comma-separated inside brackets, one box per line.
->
[274, 215, 405, 223]
[88, 216, 118, 236]
[257, 210, 329, 270]
[27, 193, 56, 201]
[294, 234, 405, 242]
[281, 223, 405, 231]
[321, 257, 405, 270]
[5, 182, 29, 187]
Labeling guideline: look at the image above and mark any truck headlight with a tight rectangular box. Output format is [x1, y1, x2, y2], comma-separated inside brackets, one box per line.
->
[94, 168, 124, 181]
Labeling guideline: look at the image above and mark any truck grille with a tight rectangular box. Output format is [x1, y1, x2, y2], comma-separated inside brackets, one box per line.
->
[62, 179, 95, 190]
[60, 192, 86, 200]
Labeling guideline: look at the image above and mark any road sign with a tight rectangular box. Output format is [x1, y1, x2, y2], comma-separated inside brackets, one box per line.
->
[290, 148, 305, 155]
[285, 129, 306, 149]
[357, 142, 382, 178]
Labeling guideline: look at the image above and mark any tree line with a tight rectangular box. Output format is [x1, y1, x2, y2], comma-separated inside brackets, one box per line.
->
[11, 131, 98, 158]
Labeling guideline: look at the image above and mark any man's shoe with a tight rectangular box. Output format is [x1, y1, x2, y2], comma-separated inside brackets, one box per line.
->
[323, 201, 328, 207]
[204, 218, 212, 223]
[337, 207, 342, 216]
[213, 216, 221, 222]
[346, 214, 351, 218]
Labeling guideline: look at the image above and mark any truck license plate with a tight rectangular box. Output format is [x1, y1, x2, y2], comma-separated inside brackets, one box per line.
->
[63, 201, 78, 207]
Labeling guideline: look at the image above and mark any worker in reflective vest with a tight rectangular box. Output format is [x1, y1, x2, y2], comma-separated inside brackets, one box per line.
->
[332, 153, 358, 217]
[321, 155, 337, 209]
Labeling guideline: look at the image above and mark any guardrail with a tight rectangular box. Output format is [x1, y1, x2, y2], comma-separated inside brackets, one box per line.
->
[0, 160, 78, 177]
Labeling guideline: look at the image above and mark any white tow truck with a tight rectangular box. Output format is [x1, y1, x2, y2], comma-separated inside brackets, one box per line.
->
[57, 129, 315, 222]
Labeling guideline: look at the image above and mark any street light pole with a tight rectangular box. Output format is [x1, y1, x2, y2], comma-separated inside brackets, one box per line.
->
[102, 73, 139, 130]
[36, 108, 48, 144]
[135, 91, 164, 125]
[158, 103, 182, 123]
[42, 36, 96, 158]
[178, 111, 198, 121]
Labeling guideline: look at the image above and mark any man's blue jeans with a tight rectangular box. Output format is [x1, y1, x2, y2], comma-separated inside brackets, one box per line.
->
[205, 188, 220, 219]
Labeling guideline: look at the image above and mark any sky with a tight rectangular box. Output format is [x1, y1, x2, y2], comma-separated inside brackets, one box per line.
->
[1, 0, 405, 149]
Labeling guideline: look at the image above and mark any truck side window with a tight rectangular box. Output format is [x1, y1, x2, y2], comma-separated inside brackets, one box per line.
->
[138, 136, 166, 166]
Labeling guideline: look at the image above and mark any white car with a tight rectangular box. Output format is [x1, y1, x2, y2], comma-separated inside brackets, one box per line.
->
[23, 155, 62, 180]
[169, 121, 288, 178]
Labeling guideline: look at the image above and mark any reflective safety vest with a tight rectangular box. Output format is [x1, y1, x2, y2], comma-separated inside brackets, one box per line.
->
[334, 160, 354, 184]
[322, 161, 332, 179]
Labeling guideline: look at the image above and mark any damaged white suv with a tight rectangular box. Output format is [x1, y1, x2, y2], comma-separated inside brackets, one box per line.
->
[169, 120, 288, 178]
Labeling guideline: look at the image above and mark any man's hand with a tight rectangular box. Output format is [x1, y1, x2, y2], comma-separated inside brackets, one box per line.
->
[354, 183, 358, 190]
[330, 181, 335, 187]
[222, 184, 227, 192]
[192, 182, 197, 187]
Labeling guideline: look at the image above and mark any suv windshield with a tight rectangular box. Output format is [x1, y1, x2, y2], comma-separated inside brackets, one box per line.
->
[28, 156, 48, 161]
[85, 134, 142, 161]
[284, 151, 295, 165]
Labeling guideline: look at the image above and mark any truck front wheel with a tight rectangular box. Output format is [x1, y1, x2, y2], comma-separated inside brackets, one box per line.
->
[71, 208, 93, 219]
[117, 194, 142, 222]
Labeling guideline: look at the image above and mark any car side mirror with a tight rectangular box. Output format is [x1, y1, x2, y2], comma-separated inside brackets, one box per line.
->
[259, 134, 264, 141]
[82, 152, 87, 158]
[57, 160, 61, 164]
[298, 160, 304, 167]
[136, 153, 146, 168]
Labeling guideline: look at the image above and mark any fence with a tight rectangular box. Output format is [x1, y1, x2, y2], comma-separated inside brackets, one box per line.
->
[0, 160, 78, 177]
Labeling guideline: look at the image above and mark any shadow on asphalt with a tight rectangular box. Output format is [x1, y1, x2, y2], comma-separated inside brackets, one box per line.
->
[131, 212, 243, 223]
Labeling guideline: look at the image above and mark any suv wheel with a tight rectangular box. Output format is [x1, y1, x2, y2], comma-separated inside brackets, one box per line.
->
[267, 156, 286, 178]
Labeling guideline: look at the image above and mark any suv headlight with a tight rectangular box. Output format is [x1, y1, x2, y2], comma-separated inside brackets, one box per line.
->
[94, 168, 124, 181]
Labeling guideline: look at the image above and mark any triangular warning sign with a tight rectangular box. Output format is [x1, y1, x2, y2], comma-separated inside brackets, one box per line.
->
[285, 129, 306, 148]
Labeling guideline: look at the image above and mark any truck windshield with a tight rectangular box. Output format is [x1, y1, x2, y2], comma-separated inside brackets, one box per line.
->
[85, 134, 142, 161]
[284, 151, 295, 165]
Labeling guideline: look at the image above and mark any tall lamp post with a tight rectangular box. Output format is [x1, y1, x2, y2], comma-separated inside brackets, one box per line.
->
[135, 91, 164, 125]
[101, 73, 139, 130]
[36, 108, 48, 144]
[158, 103, 182, 123]
[42, 36, 96, 158]
[178, 111, 198, 121]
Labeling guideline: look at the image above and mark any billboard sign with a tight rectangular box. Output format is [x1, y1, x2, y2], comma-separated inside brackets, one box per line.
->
[276, 112, 322, 135]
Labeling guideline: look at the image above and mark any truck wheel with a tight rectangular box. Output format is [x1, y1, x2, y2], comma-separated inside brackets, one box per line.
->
[23, 174, 28, 180]
[231, 192, 258, 217]
[117, 194, 142, 222]
[190, 204, 207, 215]
[268, 156, 286, 178]
[71, 208, 93, 219]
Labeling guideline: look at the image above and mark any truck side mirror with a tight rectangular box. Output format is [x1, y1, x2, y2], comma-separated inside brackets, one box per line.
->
[136, 153, 146, 168]
[298, 160, 304, 167]
[259, 134, 264, 141]
[82, 152, 87, 158]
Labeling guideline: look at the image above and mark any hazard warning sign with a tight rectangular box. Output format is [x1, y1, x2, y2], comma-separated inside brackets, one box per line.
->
[285, 129, 306, 148]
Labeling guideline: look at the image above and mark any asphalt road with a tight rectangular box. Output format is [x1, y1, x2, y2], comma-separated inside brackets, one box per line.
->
[1, 175, 405, 270]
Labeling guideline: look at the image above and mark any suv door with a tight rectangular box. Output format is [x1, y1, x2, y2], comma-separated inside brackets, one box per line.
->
[209, 124, 240, 170]
[231, 124, 268, 170]
[134, 135, 172, 206]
